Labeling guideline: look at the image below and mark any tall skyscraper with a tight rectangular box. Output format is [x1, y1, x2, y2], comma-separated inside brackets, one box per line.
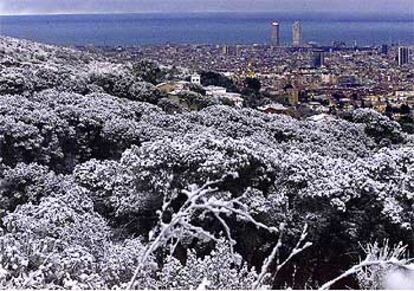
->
[398, 47, 409, 66]
[236, 45, 242, 57]
[312, 50, 325, 68]
[292, 21, 302, 47]
[381, 44, 388, 55]
[271, 21, 280, 47]
[222, 45, 229, 55]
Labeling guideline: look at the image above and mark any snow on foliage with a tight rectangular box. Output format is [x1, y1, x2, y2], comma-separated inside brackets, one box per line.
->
[0, 36, 413, 289]
[157, 239, 259, 290]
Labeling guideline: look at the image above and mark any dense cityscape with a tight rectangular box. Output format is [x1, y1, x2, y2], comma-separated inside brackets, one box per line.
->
[84, 21, 414, 131]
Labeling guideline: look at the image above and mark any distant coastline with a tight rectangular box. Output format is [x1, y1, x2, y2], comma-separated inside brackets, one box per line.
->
[1, 11, 413, 22]
[1, 12, 413, 46]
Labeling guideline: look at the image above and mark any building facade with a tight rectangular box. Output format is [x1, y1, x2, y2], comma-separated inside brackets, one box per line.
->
[398, 47, 409, 66]
[191, 73, 201, 85]
[312, 50, 325, 68]
[292, 21, 302, 47]
[271, 21, 280, 47]
[381, 44, 388, 55]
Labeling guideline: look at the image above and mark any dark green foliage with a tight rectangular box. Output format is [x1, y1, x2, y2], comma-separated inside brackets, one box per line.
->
[351, 109, 404, 144]
[200, 71, 238, 92]
[132, 60, 168, 85]
[244, 77, 261, 92]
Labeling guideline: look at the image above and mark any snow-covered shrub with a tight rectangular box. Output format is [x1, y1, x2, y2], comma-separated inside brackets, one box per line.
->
[352, 108, 404, 144]
[0, 70, 34, 95]
[0, 183, 153, 289]
[0, 163, 59, 216]
[157, 239, 258, 289]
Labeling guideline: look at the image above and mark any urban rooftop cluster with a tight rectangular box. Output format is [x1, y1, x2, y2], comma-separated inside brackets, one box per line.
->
[80, 20, 414, 131]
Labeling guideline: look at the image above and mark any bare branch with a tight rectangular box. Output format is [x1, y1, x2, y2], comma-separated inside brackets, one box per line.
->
[252, 224, 285, 289]
[127, 177, 279, 289]
[272, 224, 313, 282]
[319, 241, 413, 290]
[253, 223, 312, 289]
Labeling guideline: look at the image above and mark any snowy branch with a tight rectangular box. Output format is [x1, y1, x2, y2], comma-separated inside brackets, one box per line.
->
[127, 178, 278, 289]
[253, 223, 312, 289]
[319, 241, 413, 290]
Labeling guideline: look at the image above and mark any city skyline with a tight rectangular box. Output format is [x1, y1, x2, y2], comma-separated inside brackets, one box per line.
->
[1, 0, 413, 15]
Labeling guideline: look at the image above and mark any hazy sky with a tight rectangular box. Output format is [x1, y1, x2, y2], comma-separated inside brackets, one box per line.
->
[0, 0, 413, 15]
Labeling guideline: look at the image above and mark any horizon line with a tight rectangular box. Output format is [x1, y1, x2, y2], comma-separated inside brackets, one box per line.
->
[1, 10, 414, 17]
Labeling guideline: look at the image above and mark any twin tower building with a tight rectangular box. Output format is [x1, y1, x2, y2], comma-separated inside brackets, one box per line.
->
[271, 21, 302, 47]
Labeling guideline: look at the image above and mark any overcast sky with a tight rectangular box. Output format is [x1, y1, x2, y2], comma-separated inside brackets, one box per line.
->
[0, 0, 413, 15]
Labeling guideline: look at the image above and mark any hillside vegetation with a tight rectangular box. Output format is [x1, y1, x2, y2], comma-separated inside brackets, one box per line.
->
[0, 37, 413, 289]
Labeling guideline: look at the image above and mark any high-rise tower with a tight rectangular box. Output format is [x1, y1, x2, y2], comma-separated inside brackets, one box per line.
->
[271, 21, 280, 47]
[381, 44, 388, 55]
[222, 45, 229, 55]
[398, 46, 409, 66]
[292, 21, 301, 47]
[312, 49, 325, 68]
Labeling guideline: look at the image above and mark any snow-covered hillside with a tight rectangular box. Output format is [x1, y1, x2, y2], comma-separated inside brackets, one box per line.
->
[0, 36, 413, 289]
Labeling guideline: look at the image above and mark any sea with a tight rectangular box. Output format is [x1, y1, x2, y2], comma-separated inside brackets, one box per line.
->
[0, 12, 413, 46]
